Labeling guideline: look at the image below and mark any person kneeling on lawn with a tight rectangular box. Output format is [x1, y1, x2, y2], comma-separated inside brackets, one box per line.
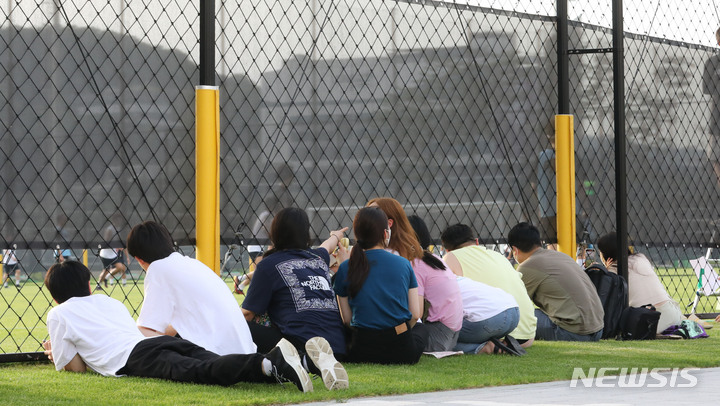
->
[42, 260, 314, 392]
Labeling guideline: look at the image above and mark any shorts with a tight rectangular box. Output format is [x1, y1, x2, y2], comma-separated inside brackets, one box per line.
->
[3, 263, 18, 273]
[423, 321, 460, 352]
[101, 254, 126, 270]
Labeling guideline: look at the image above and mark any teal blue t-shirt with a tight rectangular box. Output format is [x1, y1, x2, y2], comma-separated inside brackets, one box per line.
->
[333, 249, 417, 329]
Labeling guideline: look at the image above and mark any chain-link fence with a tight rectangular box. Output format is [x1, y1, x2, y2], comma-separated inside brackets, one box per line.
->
[2, 0, 720, 355]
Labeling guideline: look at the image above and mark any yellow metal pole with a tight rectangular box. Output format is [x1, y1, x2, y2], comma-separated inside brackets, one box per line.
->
[195, 86, 221, 274]
[83, 249, 88, 267]
[555, 114, 576, 258]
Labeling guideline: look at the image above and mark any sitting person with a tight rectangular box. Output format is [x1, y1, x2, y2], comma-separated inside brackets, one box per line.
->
[454, 275, 520, 354]
[367, 197, 461, 351]
[406, 215, 463, 351]
[333, 207, 427, 364]
[366, 197, 423, 262]
[441, 224, 537, 347]
[596, 232, 683, 334]
[508, 222, 604, 341]
[407, 215, 518, 354]
[241, 207, 349, 390]
[127, 221, 256, 356]
[42, 261, 313, 392]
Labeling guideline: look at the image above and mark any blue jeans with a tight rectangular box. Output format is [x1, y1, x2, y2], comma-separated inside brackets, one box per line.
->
[453, 307, 520, 354]
[534, 309, 602, 341]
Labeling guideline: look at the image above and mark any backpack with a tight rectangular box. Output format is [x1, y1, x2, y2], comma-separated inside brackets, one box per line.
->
[584, 262, 628, 339]
[619, 305, 660, 340]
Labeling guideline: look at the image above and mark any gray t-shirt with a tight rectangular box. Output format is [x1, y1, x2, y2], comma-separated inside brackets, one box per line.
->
[518, 248, 604, 335]
[703, 53, 720, 136]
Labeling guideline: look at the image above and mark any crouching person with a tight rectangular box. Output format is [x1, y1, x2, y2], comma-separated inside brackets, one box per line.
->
[42, 260, 313, 392]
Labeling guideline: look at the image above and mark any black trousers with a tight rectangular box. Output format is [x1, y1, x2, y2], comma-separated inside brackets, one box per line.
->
[116, 335, 269, 386]
[346, 322, 428, 365]
[248, 322, 305, 354]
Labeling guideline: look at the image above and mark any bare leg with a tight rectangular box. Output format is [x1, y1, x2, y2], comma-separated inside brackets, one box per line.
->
[97, 268, 110, 287]
[478, 341, 495, 355]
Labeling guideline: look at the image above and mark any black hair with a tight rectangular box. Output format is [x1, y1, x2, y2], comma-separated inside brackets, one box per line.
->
[440, 223, 475, 251]
[44, 261, 91, 304]
[596, 232, 617, 262]
[408, 215, 446, 271]
[266, 207, 311, 256]
[596, 232, 632, 261]
[507, 222, 542, 252]
[347, 207, 388, 298]
[127, 221, 174, 263]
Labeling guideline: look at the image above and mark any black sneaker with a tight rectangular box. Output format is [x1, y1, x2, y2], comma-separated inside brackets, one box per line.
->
[305, 336, 348, 390]
[265, 338, 313, 392]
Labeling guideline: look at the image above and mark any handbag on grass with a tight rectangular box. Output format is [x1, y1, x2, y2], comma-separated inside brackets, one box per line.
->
[618, 304, 660, 340]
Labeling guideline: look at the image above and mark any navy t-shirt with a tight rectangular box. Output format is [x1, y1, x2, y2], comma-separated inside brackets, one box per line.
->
[242, 248, 346, 354]
[333, 249, 417, 330]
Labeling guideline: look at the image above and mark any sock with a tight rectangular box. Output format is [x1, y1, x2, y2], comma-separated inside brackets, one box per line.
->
[262, 358, 272, 376]
[303, 354, 321, 375]
[302, 355, 310, 371]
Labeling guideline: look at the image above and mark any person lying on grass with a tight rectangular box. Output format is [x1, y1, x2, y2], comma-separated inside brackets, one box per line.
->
[127, 220, 256, 356]
[41, 260, 314, 392]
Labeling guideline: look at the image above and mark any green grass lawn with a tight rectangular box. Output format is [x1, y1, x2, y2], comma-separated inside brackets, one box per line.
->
[0, 273, 247, 354]
[2, 266, 720, 405]
[1, 327, 720, 405]
[2, 265, 715, 353]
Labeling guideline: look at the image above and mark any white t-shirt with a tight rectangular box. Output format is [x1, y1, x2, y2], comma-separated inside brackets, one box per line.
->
[99, 225, 120, 259]
[3, 249, 17, 265]
[47, 295, 147, 376]
[137, 252, 256, 355]
[456, 276, 519, 322]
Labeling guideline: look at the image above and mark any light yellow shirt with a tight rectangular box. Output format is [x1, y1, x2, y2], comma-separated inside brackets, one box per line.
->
[447, 245, 537, 340]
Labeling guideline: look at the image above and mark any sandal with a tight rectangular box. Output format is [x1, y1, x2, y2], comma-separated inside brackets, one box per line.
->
[489, 335, 527, 356]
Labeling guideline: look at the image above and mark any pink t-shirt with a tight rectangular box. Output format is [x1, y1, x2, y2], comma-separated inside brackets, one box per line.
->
[412, 256, 463, 331]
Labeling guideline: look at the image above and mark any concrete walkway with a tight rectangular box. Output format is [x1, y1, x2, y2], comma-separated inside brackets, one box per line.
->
[303, 367, 719, 405]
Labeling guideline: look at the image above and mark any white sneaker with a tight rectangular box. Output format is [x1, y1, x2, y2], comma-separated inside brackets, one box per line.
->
[267, 338, 313, 393]
[305, 336, 349, 390]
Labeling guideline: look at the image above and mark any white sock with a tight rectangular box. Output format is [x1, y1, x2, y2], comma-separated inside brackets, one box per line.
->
[302, 355, 310, 371]
[262, 358, 272, 376]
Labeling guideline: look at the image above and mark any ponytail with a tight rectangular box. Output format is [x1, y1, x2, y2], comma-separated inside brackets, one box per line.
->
[347, 241, 370, 298]
[421, 250, 446, 271]
[347, 207, 388, 298]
